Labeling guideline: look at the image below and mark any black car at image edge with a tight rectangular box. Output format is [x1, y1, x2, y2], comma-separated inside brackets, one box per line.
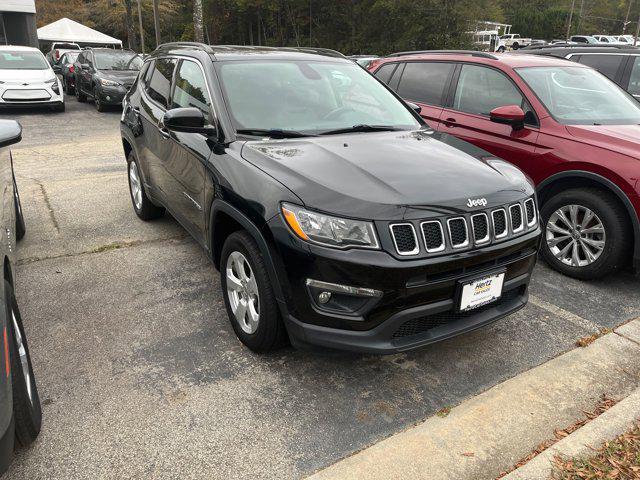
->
[0, 120, 42, 473]
[120, 43, 541, 354]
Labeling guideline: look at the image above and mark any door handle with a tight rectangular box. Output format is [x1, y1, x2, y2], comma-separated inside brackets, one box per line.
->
[443, 117, 457, 127]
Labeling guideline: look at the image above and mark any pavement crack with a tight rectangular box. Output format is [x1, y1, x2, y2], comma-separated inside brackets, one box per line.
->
[528, 294, 601, 333]
[16, 235, 188, 265]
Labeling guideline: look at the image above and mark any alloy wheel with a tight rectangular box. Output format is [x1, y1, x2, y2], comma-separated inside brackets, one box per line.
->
[128, 161, 143, 210]
[226, 251, 260, 334]
[12, 310, 33, 406]
[545, 204, 606, 267]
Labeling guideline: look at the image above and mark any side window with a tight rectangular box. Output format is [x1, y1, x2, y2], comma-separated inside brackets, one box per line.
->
[396, 62, 454, 106]
[373, 63, 397, 85]
[453, 64, 525, 116]
[142, 60, 154, 87]
[171, 60, 211, 114]
[627, 56, 640, 97]
[146, 57, 176, 108]
[576, 55, 624, 81]
[77, 52, 85, 64]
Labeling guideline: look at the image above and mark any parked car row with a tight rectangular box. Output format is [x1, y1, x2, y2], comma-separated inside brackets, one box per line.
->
[369, 50, 640, 280]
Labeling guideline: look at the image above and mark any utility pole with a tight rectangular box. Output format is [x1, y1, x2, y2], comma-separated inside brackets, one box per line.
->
[566, 0, 576, 40]
[635, 11, 640, 45]
[153, 0, 161, 48]
[624, 0, 633, 33]
[137, 0, 145, 54]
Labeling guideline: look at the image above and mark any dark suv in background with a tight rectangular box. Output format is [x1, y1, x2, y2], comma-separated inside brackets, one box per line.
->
[74, 48, 143, 111]
[121, 43, 540, 354]
[370, 51, 640, 279]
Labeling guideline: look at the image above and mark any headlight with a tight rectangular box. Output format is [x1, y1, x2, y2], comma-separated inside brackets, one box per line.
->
[45, 77, 57, 84]
[486, 158, 532, 186]
[100, 78, 121, 87]
[281, 203, 379, 249]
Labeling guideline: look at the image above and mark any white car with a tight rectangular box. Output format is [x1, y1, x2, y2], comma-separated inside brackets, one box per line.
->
[593, 35, 626, 45]
[0, 46, 65, 112]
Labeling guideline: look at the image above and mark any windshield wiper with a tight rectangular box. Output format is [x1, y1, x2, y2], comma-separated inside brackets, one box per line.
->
[236, 129, 313, 138]
[319, 124, 402, 135]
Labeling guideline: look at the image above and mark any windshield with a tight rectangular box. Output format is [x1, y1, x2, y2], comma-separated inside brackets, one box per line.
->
[216, 60, 420, 135]
[0, 50, 49, 70]
[94, 51, 142, 71]
[63, 52, 80, 64]
[516, 66, 640, 125]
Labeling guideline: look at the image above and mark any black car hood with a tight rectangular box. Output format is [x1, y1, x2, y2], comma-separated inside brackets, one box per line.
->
[241, 129, 533, 220]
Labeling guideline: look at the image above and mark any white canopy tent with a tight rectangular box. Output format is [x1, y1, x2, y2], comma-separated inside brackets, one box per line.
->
[37, 17, 122, 47]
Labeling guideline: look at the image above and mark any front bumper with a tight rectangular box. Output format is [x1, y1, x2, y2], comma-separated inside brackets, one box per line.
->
[269, 216, 540, 353]
[96, 85, 128, 105]
[0, 81, 64, 107]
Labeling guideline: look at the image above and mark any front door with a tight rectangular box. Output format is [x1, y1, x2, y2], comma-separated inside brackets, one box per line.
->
[439, 63, 540, 173]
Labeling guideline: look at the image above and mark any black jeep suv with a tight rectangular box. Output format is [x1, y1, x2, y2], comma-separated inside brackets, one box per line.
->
[120, 43, 541, 354]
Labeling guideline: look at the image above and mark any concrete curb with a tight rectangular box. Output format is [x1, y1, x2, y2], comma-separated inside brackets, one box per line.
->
[503, 387, 640, 479]
[307, 319, 640, 480]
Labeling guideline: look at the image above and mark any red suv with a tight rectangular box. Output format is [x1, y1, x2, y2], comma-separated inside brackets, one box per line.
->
[369, 51, 640, 279]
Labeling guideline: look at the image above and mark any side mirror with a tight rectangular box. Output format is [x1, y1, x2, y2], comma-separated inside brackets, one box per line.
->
[490, 105, 525, 130]
[0, 120, 22, 149]
[406, 102, 422, 114]
[162, 107, 216, 135]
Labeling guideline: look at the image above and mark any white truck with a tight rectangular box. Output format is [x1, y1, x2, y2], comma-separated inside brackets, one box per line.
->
[499, 34, 532, 50]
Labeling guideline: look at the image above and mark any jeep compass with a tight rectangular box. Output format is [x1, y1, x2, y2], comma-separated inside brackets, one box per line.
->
[120, 43, 540, 353]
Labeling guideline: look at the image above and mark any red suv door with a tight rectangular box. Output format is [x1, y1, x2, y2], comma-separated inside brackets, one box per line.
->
[438, 63, 540, 173]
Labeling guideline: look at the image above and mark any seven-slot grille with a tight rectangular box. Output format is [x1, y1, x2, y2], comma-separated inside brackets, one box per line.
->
[421, 221, 445, 252]
[509, 204, 524, 233]
[388, 198, 537, 256]
[471, 213, 490, 244]
[389, 223, 419, 255]
[524, 198, 536, 226]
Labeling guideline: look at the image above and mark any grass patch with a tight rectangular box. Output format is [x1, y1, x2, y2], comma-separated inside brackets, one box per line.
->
[551, 422, 640, 479]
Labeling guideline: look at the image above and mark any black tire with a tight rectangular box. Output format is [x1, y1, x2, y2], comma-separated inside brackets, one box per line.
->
[540, 188, 631, 279]
[94, 88, 105, 112]
[6, 281, 41, 447]
[512, 42, 520, 50]
[75, 81, 86, 102]
[126, 152, 164, 221]
[54, 103, 65, 113]
[65, 77, 74, 95]
[14, 184, 25, 241]
[220, 231, 287, 353]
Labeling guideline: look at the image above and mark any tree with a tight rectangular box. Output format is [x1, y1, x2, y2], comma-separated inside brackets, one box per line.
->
[194, 0, 204, 42]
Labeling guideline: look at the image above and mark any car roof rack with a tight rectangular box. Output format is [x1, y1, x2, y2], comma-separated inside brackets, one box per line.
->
[523, 43, 638, 50]
[156, 42, 215, 54]
[386, 49, 499, 60]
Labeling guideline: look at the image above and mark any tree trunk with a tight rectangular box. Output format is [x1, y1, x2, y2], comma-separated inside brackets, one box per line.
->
[194, 0, 204, 43]
[124, 0, 139, 51]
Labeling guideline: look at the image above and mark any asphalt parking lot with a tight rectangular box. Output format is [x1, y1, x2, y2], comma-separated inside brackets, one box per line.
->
[1, 96, 640, 480]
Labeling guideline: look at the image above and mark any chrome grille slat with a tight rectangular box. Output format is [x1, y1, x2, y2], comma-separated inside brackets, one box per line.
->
[524, 198, 537, 227]
[447, 217, 469, 249]
[509, 203, 524, 233]
[492, 209, 508, 239]
[389, 223, 419, 255]
[471, 213, 490, 244]
[420, 220, 445, 253]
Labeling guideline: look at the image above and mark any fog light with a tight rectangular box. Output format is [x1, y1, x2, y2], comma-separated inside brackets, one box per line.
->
[106, 95, 111, 101]
[318, 291, 332, 304]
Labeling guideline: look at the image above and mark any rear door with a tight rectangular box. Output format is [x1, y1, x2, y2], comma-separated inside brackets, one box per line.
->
[394, 61, 456, 129]
[439, 63, 540, 174]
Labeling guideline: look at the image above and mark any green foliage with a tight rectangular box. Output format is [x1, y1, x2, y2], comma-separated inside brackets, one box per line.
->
[36, 0, 640, 54]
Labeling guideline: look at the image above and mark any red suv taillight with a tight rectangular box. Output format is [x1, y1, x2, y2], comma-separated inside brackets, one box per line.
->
[69, 65, 75, 73]
[55, 49, 60, 60]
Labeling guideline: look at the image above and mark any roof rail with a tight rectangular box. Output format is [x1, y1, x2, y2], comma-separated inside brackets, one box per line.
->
[523, 43, 639, 51]
[156, 42, 214, 53]
[386, 50, 499, 60]
[279, 46, 346, 58]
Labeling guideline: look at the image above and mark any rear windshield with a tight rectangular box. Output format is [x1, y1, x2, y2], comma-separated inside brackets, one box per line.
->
[94, 51, 142, 71]
[53, 43, 80, 50]
[0, 51, 49, 70]
[63, 52, 80, 63]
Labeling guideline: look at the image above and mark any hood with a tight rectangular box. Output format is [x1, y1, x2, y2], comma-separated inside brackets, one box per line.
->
[0, 68, 56, 84]
[565, 124, 640, 159]
[241, 129, 533, 220]
[99, 70, 138, 81]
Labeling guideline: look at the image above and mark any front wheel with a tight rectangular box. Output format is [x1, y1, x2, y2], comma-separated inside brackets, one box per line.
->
[220, 231, 287, 352]
[6, 280, 42, 447]
[540, 188, 631, 279]
[127, 153, 164, 221]
[76, 82, 86, 102]
[94, 88, 105, 112]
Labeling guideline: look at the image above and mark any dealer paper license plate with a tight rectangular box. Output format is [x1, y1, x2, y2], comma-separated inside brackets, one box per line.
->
[459, 272, 505, 312]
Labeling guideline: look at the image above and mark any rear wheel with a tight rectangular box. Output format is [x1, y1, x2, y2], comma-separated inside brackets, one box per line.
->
[220, 231, 287, 352]
[6, 281, 41, 447]
[75, 81, 86, 102]
[64, 76, 74, 95]
[540, 188, 631, 279]
[127, 152, 164, 220]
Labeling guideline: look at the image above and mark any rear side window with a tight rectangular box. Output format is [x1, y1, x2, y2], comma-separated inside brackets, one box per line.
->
[627, 56, 640, 97]
[396, 62, 454, 106]
[453, 64, 524, 116]
[146, 57, 176, 108]
[575, 54, 624, 81]
[171, 60, 211, 114]
[374, 63, 397, 84]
